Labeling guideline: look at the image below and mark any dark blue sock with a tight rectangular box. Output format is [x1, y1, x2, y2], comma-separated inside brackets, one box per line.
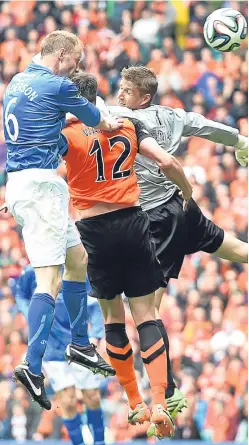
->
[87, 408, 105, 445]
[62, 413, 84, 445]
[26, 293, 55, 375]
[62, 280, 89, 347]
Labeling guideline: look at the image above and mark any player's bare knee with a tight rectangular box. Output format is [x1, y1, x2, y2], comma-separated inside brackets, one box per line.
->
[99, 295, 125, 324]
[49, 272, 62, 298]
[57, 387, 77, 418]
[64, 244, 88, 282]
[155, 287, 165, 312]
[129, 293, 156, 326]
[82, 389, 100, 409]
[215, 232, 248, 264]
[35, 265, 62, 299]
[237, 242, 248, 263]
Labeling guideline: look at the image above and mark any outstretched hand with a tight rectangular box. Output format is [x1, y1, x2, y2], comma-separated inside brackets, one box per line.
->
[235, 135, 248, 167]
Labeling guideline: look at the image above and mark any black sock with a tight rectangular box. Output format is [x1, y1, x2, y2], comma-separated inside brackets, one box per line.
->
[156, 319, 176, 398]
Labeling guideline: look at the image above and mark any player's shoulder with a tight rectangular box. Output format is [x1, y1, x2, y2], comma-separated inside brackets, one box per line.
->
[40, 68, 65, 93]
[118, 117, 138, 138]
[63, 121, 84, 138]
[124, 116, 147, 131]
[29, 65, 74, 95]
[22, 64, 64, 95]
[59, 76, 78, 94]
[65, 121, 83, 131]
[119, 117, 150, 143]
[7, 72, 23, 86]
[123, 117, 136, 128]
[136, 104, 174, 114]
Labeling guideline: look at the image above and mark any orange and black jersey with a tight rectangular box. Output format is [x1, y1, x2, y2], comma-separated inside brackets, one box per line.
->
[62, 118, 150, 210]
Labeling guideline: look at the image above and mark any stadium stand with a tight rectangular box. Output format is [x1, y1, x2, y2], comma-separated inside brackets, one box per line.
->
[0, 0, 247, 443]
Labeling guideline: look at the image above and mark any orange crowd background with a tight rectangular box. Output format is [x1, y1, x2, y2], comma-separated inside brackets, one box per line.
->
[0, 0, 247, 442]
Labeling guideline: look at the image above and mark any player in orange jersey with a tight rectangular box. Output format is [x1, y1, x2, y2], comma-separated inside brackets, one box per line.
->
[62, 72, 192, 440]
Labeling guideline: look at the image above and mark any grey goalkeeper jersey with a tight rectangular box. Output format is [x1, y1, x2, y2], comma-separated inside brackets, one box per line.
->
[108, 104, 239, 211]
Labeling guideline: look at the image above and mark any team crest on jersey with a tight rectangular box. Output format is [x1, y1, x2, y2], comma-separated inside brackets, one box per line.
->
[151, 127, 172, 147]
[83, 127, 101, 136]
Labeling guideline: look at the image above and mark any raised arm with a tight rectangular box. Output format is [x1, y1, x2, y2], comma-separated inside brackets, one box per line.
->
[58, 79, 123, 131]
[175, 108, 248, 167]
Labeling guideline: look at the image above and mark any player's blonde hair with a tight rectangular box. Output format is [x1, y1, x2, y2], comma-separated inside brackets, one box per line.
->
[41, 30, 81, 56]
[121, 66, 158, 102]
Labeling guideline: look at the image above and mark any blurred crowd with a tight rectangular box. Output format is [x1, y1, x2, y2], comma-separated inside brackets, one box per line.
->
[0, 0, 248, 443]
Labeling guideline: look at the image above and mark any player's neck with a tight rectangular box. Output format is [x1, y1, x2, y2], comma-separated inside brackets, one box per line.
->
[38, 55, 59, 75]
[136, 103, 150, 110]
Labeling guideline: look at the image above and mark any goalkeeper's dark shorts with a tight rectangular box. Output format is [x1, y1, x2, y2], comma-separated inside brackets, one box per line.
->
[147, 192, 224, 285]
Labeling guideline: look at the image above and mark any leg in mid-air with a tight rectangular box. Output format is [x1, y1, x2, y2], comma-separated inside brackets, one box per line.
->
[64, 239, 115, 378]
[155, 287, 188, 417]
[147, 196, 189, 417]
[100, 296, 151, 426]
[14, 257, 107, 443]
[182, 199, 248, 265]
[100, 293, 175, 439]
[13, 200, 113, 411]
[77, 206, 175, 439]
[152, 196, 247, 419]
[112, 64, 248, 425]
[129, 293, 175, 439]
[7, 171, 73, 410]
[13, 263, 62, 411]
[214, 231, 248, 263]
[3, 30, 120, 413]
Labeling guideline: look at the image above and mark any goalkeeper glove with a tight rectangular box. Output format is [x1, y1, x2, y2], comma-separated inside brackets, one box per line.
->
[234, 135, 248, 167]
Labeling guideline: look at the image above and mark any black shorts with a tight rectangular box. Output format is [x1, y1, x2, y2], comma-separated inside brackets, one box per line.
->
[76, 207, 163, 300]
[147, 193, 224, 284]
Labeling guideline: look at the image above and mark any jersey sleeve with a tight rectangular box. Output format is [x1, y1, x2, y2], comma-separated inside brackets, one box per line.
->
[174, 108, 239, 146]
[128, 117, 152, 146]
[58, 79, 101, 127]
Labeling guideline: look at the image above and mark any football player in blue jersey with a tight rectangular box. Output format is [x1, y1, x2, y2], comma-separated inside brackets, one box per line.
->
[16, 265, 106, 445]
[3, 30, 121, 410]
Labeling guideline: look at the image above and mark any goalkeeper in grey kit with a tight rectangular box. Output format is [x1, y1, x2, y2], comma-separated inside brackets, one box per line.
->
[99, 65, 248, 419]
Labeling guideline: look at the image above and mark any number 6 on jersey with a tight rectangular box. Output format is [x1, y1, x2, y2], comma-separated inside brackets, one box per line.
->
[5, 97, 19, 142]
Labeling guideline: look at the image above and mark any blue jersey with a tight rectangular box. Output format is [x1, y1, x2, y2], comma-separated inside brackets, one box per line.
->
[3, 64, 101, 172]
[15, 265, 104, 362]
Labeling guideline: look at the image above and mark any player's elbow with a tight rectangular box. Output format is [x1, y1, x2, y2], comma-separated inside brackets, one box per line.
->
[157, 154, 174, 173]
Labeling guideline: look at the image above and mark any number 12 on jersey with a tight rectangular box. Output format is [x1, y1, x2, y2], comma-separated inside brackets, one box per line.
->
[89, 135, 132, 182]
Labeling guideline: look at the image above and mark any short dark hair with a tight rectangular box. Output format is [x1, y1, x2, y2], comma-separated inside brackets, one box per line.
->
[121, 66, 158, 101]
[71, 71, 97, 103]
